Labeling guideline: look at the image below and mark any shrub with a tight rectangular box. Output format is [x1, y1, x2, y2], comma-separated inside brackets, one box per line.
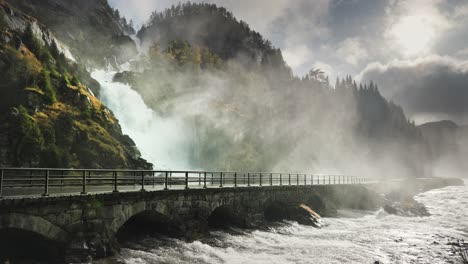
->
[23, 24, 43, 57]
[10, 106, 44, 166]
[0, 10, 7, 29]
[38, 70, 57, 103]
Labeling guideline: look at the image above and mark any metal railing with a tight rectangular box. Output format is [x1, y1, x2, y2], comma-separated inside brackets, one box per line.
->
[0, 168, 368, 199]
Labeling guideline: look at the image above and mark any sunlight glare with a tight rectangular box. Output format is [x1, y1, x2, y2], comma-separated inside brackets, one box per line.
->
[391, 15, 435, 56]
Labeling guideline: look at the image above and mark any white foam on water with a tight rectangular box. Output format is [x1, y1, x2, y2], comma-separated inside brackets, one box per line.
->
[113, 183, 467, 264]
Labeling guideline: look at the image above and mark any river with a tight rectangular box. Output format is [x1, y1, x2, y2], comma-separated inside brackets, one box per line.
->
[91, 68, 467, 264]
[109, 183, 467, 264]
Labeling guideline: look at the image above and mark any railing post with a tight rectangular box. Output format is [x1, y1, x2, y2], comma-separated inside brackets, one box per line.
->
[81, 170, 87, 194]
[185, 172, 189, 190]
[234, 173, 237, 187]
[198, 173, 201, 186]
[280, 174, 282, 186]
[296, 174, 299, 186]
[113, 171, 119, 193]
[259, 173, 262, 187]
[203, 172, 207, 189]
[169, 172, 173, 188]
[42, 169, 49, 197]
[289, 174, 291, 185]
[141, 171, 145, 191]
[220, 172, 223, 188]
[247, 173, 250, 187]
[164, 172, 169, 190]
[312, 175, 314, 185]
[270, 173, 273, 186]
[304, 174, 307, 185]
[0, 169, 3, 199]
[152, 172, 155, 189]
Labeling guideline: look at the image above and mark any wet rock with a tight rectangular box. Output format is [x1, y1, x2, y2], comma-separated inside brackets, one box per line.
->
[383, 196, 429, 217]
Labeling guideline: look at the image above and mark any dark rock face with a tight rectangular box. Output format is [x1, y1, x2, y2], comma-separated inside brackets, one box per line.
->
[383, 196, 430, 217]
[0, 185, 380, 262]
[5, 0, 137, 66]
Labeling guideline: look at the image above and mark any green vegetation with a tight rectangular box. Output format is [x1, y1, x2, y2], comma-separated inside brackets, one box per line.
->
[38, 70, 57, 103]
[0, 17, 151, 169]
[139, 2, 291, 76]
[0, 8, 6, 28]
[9, 106, 44, 166]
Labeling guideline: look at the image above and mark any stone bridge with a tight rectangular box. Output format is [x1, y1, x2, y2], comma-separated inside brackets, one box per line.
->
[0, 169, 378, 262]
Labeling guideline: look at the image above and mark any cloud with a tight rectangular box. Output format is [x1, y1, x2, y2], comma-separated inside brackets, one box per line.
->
[282, 45, 314, 72]
[359, 55, 468, 124]
[336, 38, 368, 65]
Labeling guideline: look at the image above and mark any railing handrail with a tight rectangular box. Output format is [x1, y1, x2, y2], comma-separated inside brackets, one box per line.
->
[0, 167, 356, 177]
[0, 168, 369, 199]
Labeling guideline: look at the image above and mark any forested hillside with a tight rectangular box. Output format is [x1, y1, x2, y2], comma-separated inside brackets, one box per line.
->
[111, 3, 427, 178]
[138, 3, 292, 78]
[0, 1, 151, 169]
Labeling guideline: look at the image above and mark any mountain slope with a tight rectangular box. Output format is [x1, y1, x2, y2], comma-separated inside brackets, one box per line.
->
[5, 0, 137, 66]
[0, 1, 151, 169]
[137, 3, 291, 77]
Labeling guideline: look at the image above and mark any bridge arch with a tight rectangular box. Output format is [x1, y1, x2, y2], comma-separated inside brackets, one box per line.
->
[207, 196, 249, 228]
[264, 200, 291, 222]
[0, 213, 67, 261]
[110, 202, 177, 240]
[0, 213, 68, 242]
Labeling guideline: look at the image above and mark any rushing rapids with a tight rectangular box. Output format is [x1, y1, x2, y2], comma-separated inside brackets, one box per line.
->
[94, 181, 467, 264]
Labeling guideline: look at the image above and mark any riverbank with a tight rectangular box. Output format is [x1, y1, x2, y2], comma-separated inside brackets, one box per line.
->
[369, 177, 465, 216]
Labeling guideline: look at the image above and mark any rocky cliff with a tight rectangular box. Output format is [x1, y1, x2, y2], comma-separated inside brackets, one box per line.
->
[0, 1, 151, 169]
[5, 0, 137, 66]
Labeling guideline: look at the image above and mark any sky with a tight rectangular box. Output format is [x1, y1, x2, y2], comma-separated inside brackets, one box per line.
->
[109, 0, 468, 125]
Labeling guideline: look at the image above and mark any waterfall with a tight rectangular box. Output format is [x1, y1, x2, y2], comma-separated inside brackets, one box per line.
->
[91, 68, 192, 170]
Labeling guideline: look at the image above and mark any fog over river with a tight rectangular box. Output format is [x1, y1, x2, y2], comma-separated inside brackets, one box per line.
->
[91, 66, 467, 264]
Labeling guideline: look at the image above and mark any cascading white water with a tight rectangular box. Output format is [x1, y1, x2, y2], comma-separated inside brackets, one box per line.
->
[91, 68, 192, 169]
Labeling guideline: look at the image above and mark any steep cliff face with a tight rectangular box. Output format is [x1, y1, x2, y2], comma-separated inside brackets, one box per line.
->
[5, 0, 137, 66]
[0, 1, 151, 169]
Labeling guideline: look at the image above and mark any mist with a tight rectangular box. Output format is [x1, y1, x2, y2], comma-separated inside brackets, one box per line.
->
[96, 52, 423, 180]
[86, 2, 467, 180]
